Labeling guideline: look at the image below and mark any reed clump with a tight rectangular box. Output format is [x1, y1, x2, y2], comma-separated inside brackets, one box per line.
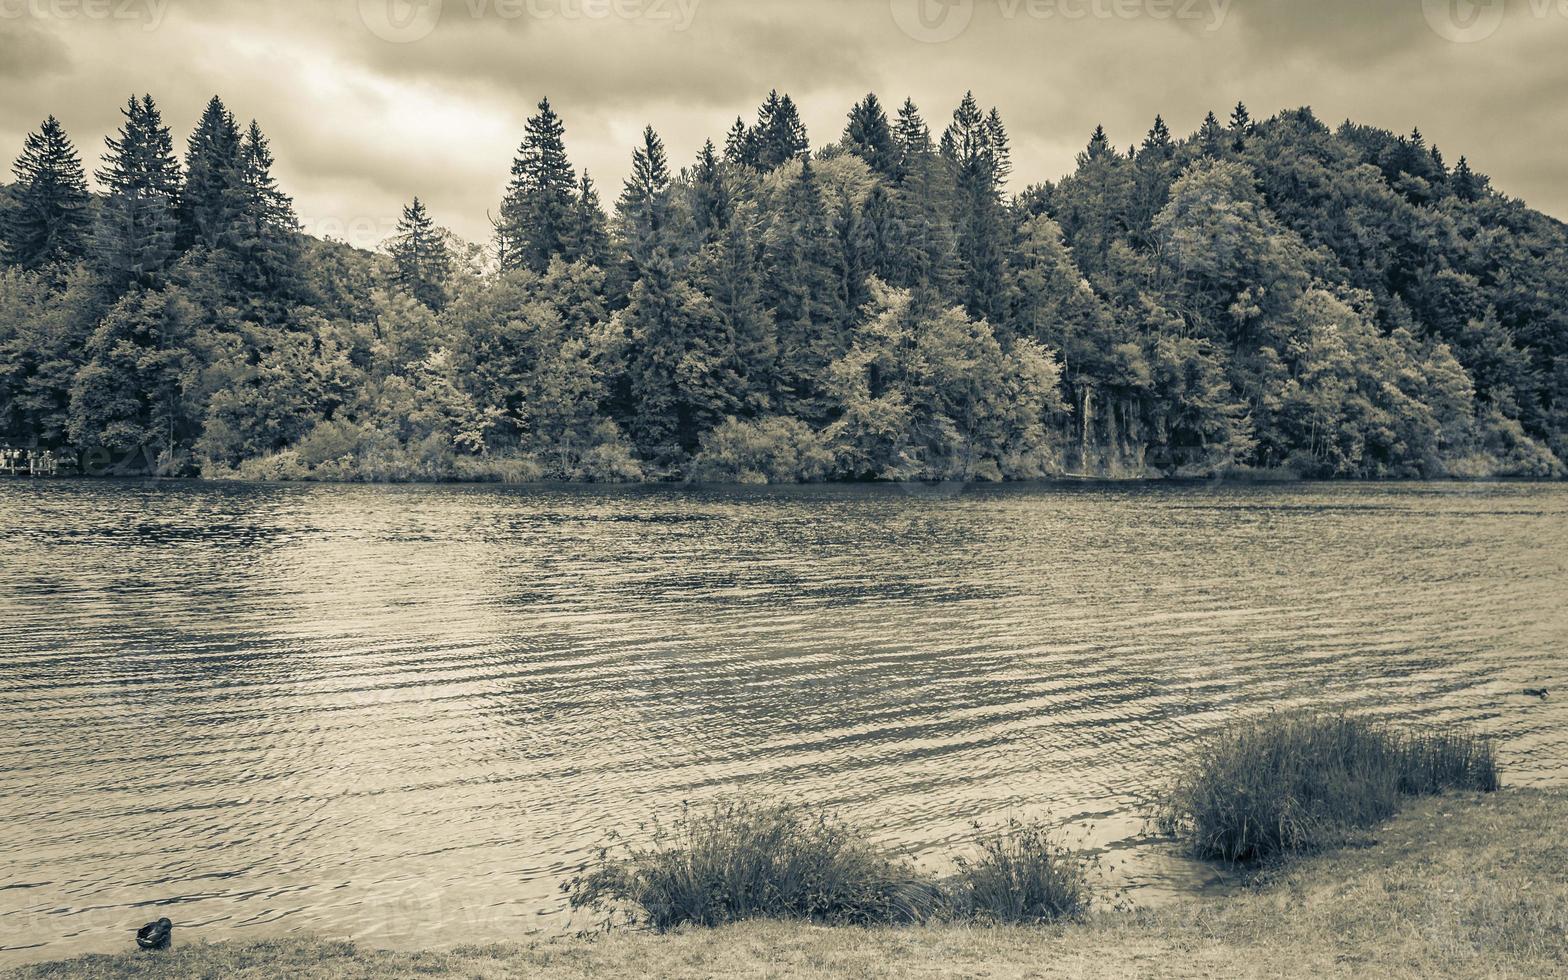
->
[951, 819, 1095, 924]
[565, 799, 1094, 931]
[1155, 712, 1500, 863]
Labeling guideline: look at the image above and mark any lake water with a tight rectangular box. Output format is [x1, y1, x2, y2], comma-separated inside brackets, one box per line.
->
[1, 479, 1564, 965]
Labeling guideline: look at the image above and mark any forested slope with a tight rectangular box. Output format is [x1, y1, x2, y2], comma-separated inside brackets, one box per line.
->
[2, 93, 1564, 481]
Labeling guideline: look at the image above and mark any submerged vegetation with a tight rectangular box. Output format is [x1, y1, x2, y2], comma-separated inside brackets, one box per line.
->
[3, 92, 1568, 482]
[1156, 713, 1500, 862]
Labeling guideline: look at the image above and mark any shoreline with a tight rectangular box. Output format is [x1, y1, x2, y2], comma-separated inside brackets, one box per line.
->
[9, 790, 1564, 979]
[6, 473, 1568, 490]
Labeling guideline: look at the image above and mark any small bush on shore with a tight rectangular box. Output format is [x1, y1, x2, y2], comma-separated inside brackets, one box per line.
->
[1156, 712, 1499, 863]
[565, 798, 945, 930]
[953, 819, 1094, 924]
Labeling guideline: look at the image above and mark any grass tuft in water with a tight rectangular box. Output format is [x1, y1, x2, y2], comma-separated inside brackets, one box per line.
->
[1155, 712, 1500, 863]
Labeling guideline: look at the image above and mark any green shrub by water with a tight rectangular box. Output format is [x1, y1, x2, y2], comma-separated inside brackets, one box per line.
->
[565, 799, 1094, 931]
[1156, 713, 1500, 863]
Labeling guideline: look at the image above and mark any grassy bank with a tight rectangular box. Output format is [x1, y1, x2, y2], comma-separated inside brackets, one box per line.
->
[11, 790, 1564, 980]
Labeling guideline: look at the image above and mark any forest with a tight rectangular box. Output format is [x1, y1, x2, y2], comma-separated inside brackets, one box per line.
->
[2, 91, 1565, 482]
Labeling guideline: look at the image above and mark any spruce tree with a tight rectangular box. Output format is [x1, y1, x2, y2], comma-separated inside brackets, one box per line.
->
[94, 95, 182, 289]
[180, 96, 244, 251]
[1198, 111, 1225, 158]
[1451, 156, 1487, 202]
[724, 117, 753, 168]
[232, 119, 301, 301]
[844, 93, 897, 179]
[500, 97, 578, 273]
[944, 93, 1008, 321]
[615, 249, 733, 468]
[831, 185, 869, 327]
[892, 98, 932, 185]
[693, 202, 775, 415]
[388, 197, 452, 309]
[750, 91, 809, 171]
[616, 126, 673, 271]
[764, 156, 839, 418]
[3, 116, 91, 271]
[1228, 101, 1251, 153]
[690, 140, 732, 244]
[565, 171, 610, 267]
[1130, 115, 1176, 242]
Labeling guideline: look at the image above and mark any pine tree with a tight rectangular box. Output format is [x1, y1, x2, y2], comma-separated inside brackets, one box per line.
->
[1055, 124, 1134, 274]
[844, 93, 897, 179]
[388, 197, 452, 309]
[180, 96, 244, 251]
[93, 95, 182, 289]
[500, 97, 578, 272]
[2, 116, 91, 270]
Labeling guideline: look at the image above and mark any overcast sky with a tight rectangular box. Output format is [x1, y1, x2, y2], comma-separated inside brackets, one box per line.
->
[3, 0, 1564, 248]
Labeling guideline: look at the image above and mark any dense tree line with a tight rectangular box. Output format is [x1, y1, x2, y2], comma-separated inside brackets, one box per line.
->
[2, 92, 1565, 481]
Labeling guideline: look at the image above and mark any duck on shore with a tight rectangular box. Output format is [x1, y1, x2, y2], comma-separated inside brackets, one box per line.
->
[136, 918, 172, 951]
[1523, 688, 1549, 700]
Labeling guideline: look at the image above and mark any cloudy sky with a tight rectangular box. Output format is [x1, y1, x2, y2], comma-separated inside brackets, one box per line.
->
[3, 0, 1564, 248]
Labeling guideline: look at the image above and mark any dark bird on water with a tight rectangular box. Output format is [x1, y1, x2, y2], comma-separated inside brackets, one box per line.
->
[1523, 688, 1549, 700]
[136, 918, 172, 951]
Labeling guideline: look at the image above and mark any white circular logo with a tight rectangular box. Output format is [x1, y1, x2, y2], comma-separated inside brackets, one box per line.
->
[1421, 0, 1507, 44]
[358, 0, 444, 44]
[890, 0, 975, 44]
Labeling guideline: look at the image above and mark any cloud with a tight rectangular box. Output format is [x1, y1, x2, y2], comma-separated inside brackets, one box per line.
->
[1, 0, 1564, 250]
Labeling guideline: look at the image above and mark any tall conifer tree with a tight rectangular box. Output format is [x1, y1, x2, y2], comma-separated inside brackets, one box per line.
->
[94, 95, 182, 288]
[500, 98, 578, 272]
[2, 116, 91, 270]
